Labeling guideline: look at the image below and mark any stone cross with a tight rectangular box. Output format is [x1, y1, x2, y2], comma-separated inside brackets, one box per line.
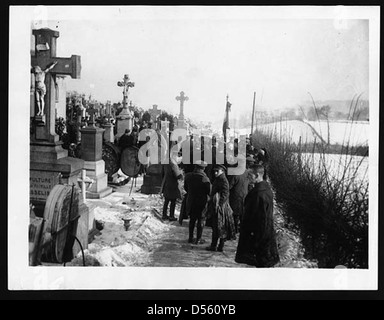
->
[149, 105, 161, 123]
[87, 106, 98, 127]
[31, 28, 81, 143]
[176, 91, 189, 120]
[117, 74, 135, 113]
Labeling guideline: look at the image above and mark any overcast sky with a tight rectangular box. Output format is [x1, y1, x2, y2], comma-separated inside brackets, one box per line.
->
[28, 6, 369, 124]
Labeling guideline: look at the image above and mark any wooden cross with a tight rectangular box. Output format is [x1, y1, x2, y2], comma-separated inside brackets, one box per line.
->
[31, 28, 81, 143]
[176, 91, 189, 120]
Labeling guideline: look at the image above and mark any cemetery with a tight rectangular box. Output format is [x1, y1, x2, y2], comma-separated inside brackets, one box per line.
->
[28, 26, 225, 267]
[26, 17, 370, 271]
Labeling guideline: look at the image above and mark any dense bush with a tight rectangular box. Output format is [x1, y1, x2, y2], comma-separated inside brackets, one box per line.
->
[253, 117, 368, 268]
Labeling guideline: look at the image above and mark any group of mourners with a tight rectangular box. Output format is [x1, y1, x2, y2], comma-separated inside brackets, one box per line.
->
[160, 135, 280, 268]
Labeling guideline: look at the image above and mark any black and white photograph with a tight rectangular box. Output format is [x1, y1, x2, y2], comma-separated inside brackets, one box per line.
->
[8, 5, 380, 292]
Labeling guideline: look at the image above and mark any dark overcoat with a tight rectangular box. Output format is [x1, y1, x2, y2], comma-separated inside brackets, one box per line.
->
[235, 181, 280, 267]
[208, 173, 236, 240]
[228, 171, 249, 219]
[184, 170, 211, 218]
[161, 160, 183, 200]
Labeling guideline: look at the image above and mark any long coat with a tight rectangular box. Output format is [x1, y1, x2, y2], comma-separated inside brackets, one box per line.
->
[161, 160, 183, 200]
[208, 173, 236, 240]
[228, 171, 249, 219]
[235, 181, 280, 267]
[184, 170, 211, 218]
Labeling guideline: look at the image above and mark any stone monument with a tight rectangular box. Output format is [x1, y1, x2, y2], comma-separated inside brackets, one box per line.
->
[103, 100, 114, 143]
[80, 106, 113, 199]
[175, 91, 189, 131]
[30, 28, 89, 257]
[30, 28, 84, 213]
[116, 74, 135, 138]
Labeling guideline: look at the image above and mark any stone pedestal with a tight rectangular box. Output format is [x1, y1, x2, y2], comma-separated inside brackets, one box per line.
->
[176, 118, 189, 132]
[80, 126, 112, 199]
[30, 142, 85, 216]
[141, 164, 163, 194]
[116, 109, 133, 139]
[83, 160, 112, 199]
[103, 122, 115, 143]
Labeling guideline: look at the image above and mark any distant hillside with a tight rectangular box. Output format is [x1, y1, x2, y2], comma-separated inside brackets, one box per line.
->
[301, 99, 369, 115]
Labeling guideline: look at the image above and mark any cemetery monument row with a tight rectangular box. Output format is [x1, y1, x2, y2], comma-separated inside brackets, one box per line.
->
[29, 28, 90, 264]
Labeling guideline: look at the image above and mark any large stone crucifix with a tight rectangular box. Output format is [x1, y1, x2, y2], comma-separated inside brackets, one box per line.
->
[31, 28, 81, 144]
[117, 74, 135, 115]
[176, 91, 189, 120]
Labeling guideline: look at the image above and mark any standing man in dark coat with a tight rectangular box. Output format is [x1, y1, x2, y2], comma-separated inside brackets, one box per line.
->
[161, 151, 183, 221]
[206, 164, 236, 252]
[184, 161, 212, 244]
[228, 157, 249, 233]
[235, 164, 280, 267]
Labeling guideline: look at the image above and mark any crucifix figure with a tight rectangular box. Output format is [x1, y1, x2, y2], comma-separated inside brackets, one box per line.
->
[31, 28, 81, 143]
[117, 74, 135, 112]
[176, 91, 189, 120]
[31, 61, 57, 116]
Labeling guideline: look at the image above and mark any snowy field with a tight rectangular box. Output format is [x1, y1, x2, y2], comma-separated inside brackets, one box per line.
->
[236, 120, 369, 147]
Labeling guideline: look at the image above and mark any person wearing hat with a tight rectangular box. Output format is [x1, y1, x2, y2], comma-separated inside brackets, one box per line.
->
[235, 164, 279, 267]
[161, 150, 183, 221]
[183, 160, 212, 244]
[206, 164, 236, 252]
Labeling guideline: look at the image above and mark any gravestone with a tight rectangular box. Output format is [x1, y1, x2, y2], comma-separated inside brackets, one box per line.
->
[175, 91, 189, 130]
[30, 28, 89, 258]
[80, 106, 112, 199]
[116, 74, 135, 138]
[30, 28, 84, 214]
[149, 105, 161, 129]
[103, 100, 114, 143]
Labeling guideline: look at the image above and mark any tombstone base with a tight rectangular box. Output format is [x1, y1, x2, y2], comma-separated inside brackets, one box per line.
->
[30, 143, 68, 162]
[30, 156, 85, 217]
[141, 164, 163, 195]
[84, 160, 112, 199]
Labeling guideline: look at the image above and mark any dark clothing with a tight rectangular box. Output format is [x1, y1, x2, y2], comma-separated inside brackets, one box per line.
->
[118, 133, 135, 150]
[162, 198, 176, 219]
[235, 181, 280, 267]
[161, 159, 183, 218]
[184, 170, 211, 218]
[161, 160, 183, 200]
[228, 171, 249, 231]
[208, 174, 236, 245]
[184, 169, 212, 242]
